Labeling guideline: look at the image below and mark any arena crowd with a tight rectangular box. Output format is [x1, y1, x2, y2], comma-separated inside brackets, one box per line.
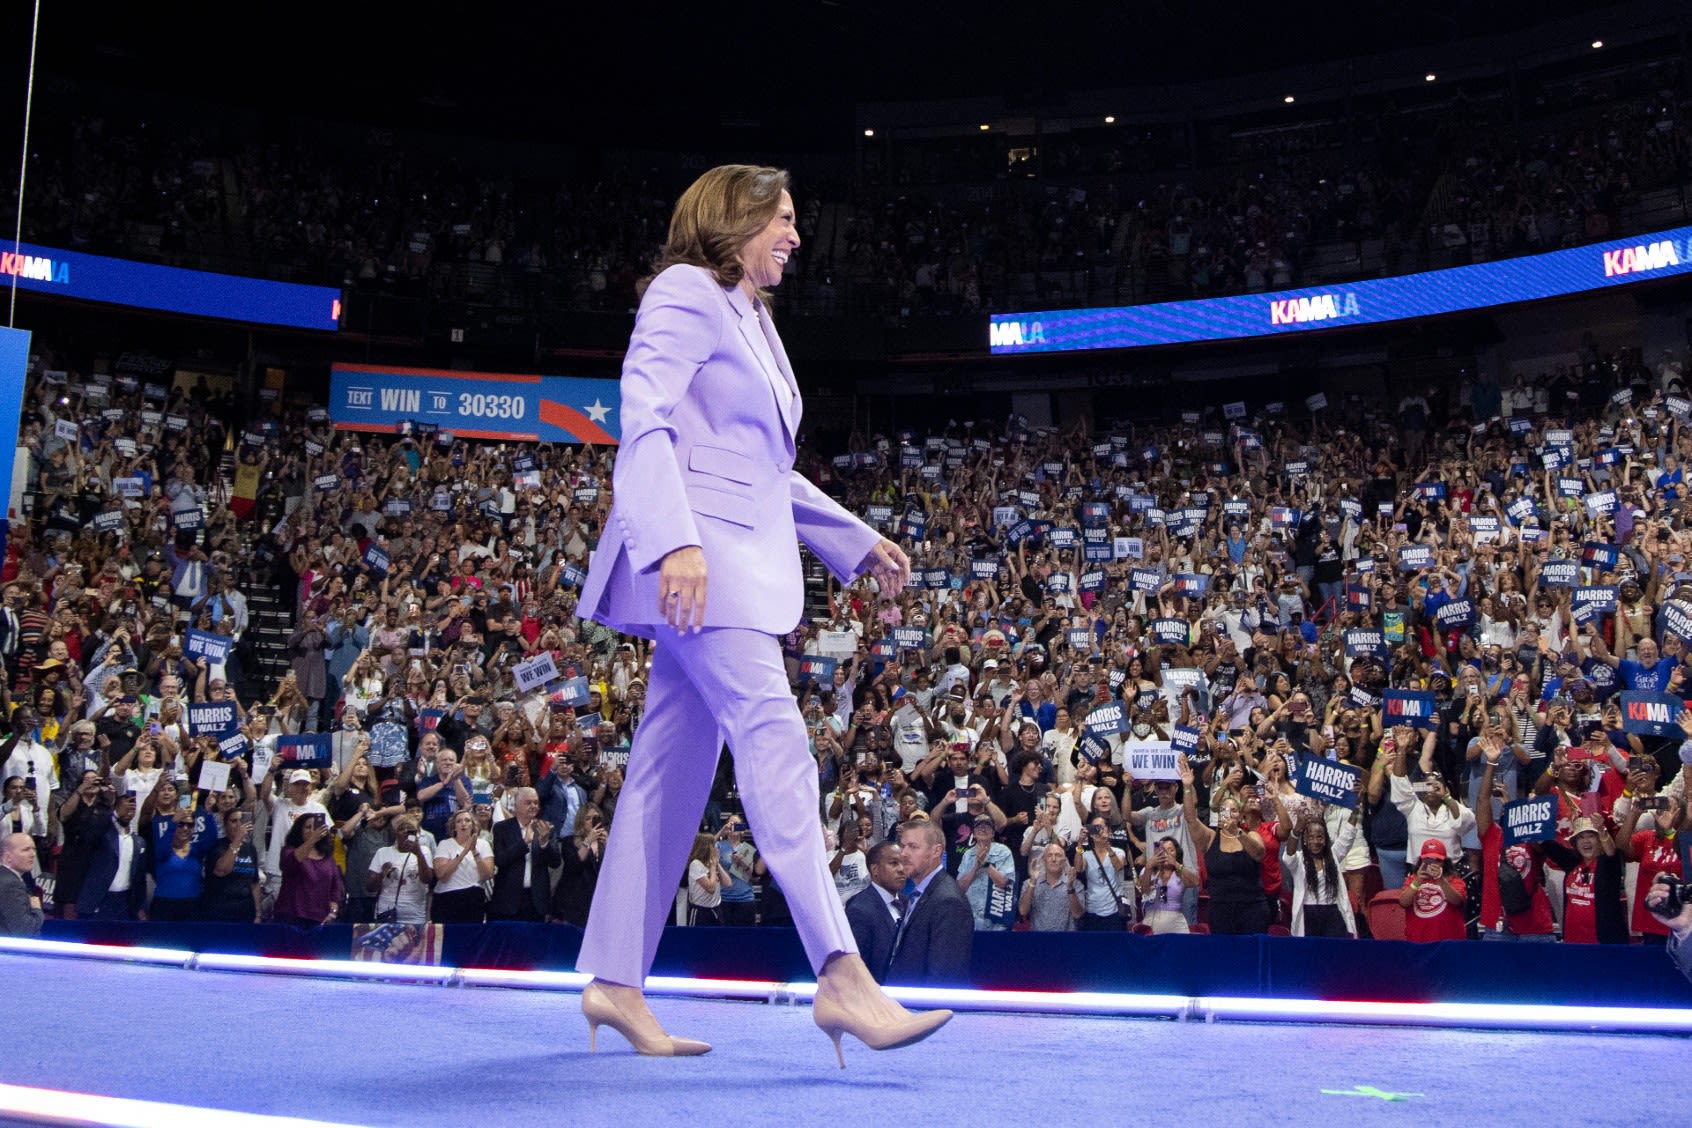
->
[1, 331, 1689, 949]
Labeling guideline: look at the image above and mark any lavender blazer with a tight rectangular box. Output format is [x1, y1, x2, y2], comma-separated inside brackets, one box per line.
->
[579, 264, 880, 639]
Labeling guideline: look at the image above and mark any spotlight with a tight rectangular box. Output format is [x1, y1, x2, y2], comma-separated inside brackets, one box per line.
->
[1425, 73, 1436, 82]
[979, 123, 990, 131]
[1591, 39, 1603, 49]
[1104, 115, 1115, 124]
[1283, 95, 1295, 104]
[863, 129, 874, 137]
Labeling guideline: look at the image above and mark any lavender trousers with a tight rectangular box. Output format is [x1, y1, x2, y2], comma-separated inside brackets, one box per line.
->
[575, 627, 857, 984]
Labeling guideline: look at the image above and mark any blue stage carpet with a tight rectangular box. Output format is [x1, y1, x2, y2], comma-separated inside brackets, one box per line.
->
[0, 954, 1680, 1126]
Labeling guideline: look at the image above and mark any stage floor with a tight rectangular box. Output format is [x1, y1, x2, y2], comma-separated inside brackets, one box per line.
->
[0, 954, 1681, 1127]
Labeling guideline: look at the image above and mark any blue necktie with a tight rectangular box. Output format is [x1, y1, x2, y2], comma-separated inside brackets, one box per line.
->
[901, 878, 919, 899]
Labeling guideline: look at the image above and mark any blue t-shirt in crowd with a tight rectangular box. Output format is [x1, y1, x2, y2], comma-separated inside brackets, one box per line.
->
[1618, 656, 1679, 693]
[153, 838, 213, 900]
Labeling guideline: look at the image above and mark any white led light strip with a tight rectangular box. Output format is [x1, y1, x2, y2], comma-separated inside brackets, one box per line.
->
[4, 937, 1690, 1034]
[0, 1082, 367, 1128]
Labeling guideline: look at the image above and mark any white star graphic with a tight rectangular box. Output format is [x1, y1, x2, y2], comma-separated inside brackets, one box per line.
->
[584, 399, 612, 424]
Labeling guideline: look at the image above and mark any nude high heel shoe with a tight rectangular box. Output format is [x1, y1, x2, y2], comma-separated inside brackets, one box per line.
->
[582, 981, 712, 1057]
[811, 992, 953, 1069]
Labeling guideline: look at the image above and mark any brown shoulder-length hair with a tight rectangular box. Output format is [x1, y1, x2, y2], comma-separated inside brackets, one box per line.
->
[638, 164, 790, 301]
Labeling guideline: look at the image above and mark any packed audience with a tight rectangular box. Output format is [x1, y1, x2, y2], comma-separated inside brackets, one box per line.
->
[14, 46, 1689, 320]
[1, 327, 1688, 953]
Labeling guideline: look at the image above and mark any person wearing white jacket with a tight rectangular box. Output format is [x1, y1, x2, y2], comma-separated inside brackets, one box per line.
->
[1283, 804, 1360, 937]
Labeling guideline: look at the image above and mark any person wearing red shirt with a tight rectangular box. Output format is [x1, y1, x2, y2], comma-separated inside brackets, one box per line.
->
[1473, 737, 1557, 941]
[1543, 816, 1628, 945]
[1398, 840, 1468, 942]
[1620, 793, 1685, 945]
[1246, 790, 1283, 925]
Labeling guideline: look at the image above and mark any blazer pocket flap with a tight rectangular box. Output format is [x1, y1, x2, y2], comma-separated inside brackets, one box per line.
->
[687, 484, 756, 529]
[688, 443, 756, 485]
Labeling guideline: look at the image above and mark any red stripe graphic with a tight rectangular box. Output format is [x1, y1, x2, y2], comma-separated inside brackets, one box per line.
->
[539, 401, 618, 445]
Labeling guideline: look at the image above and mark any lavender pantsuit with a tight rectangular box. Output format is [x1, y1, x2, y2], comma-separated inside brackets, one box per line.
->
[575, 264, 880, 984]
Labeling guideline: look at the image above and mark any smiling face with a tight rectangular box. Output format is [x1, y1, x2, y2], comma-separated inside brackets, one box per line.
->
[737, 189, 799, 292]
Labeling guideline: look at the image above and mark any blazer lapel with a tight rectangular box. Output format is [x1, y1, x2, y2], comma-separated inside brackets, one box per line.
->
[726, 286, 797, 442]
[756, 306, 803, 434]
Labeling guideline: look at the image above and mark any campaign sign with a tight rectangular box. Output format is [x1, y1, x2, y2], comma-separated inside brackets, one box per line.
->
[1130, 568, 1163, 594]
[196, 759, 231, 796]
[1595, 447, 1621, 467]
[1580, 542, 1619, 570]
[1348, 686, 1383, 710]
[1542, 449, 1568, 472]
[892, 627, 927, 651]
[92, 510, 124, 534]
[1270, 507, 1299, 529]
[1146, 508, 1168, 529]
[313, 473, 339, 491]
[1398, 544, 1434, 571]
[1540, 560, 1579, 588]
[1076, 733, 1110, 764]
[1585, 490, 1618, 517]
[184, 629, 231, 664]
[1048, 527, 1077, 549]
[217, 732, 249, 761]
[1079, 568, 1107, 594]
[1343, 629, 1389, 661]
[1345, 585, 1372, 611]
[1354, 557, 1375, 575]
[1067, 627, 1094, 653]
[1116, 536, 1144, 561]
[1084, 702, 1128, 740]
[1127, 493, 1155, 513]
[971, 559, 1000, 582]
[1506, 497, 1537, 525]
[53, 419, 77, 443]
[1173, 573, 1209, 598]
[1083, 528, 1113, 562]
[1382, 689, 1437, 730]
[188, 702, 239, 740]
[924, 568, 951, 590]
[1434, 599, 1475, 632]
[797, 655, 838, 683]
[1006, 520, 1035, 544]
[512, 652, 560, 694]
[1572, 586, 1618, 615]
[1080, 502, 1110, 527]
[114, 476, 145, 498]
[1502, 796, 1558, 846]
[1306, 392, 1328, 412]
[1338, 498, 1362, 521]
[1150, 618, 1190, 646]
[1122, 741, 1181, 781]
[1295, 758, 1361, 810]
[1286, 460, 1310, 477]
[1668, 395, 1692, 419]
[1170, 725, 1201, 755]
[1469, 516, 1500, 541]
[1556, 476, 1585, 498]
[1620, 691, 1683, 738]
[1506, 416, 1532, 435]
[553, 677, 592, 708]
[1415, 481, 1446, 500]
[1661, 600, 1692, 644]
[362, 544, 390, 577]
[277, 733, 333, 769]
[1223, 499, 1250, 520]
[870, 639, 895, 661]
[865, 504, 893, 527]
[1223, 402, 1246, 420]
[1043, 573, 1071, 595]
[900, 513, 927, 539]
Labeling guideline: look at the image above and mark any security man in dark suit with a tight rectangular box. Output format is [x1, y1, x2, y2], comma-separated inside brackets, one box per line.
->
[845, 839, 907, 981]
[886, 819, 974, 985]
[489, 787, 562, 921]
[0, 833, 43, 936]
